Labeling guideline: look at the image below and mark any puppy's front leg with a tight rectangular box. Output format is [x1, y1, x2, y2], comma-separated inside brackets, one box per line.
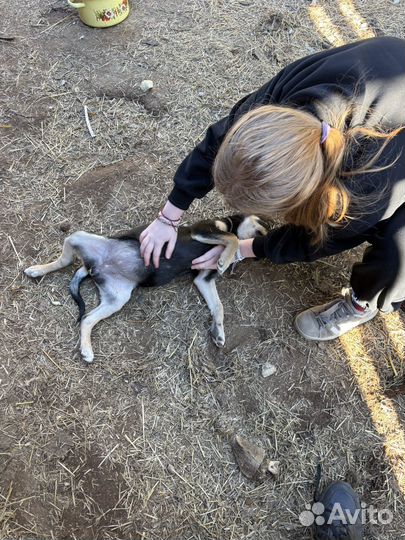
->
[194, 270, 225, 347]
[191, 232, 239, 275]
[79, 280, 134, 363]
[217, 236, 239, 274]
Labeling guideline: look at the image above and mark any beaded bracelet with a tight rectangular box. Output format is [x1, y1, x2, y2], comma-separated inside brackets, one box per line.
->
[157, 211, 180, 230]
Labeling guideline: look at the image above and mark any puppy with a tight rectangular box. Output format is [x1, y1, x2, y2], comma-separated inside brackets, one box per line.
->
[25, 215, 267, 363]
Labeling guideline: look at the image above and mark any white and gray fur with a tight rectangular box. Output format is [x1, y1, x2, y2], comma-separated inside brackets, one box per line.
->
[25, 215, 267, 363]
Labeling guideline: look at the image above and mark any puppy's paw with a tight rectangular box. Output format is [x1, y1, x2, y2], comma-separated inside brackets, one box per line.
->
[80, 348, 94, 364]
[211, 324, 225, 348]
[216, 259, 229, 276]
[217, 253, 236, 275]
[25, 265, 46, 278]
[216, 264, 225, 276]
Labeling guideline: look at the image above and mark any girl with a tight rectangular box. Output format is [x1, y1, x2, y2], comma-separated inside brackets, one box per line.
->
[140, 36, 405, 341]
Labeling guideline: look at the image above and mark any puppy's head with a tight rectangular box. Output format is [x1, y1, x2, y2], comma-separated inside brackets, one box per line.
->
[218, 215, 268, 239]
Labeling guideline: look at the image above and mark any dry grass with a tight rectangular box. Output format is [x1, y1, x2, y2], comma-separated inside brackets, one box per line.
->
[1, 0, 405, 538]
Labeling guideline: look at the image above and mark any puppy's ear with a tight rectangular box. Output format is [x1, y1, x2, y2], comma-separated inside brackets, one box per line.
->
[214, 220, 230, 232]
[224, 214, 244, 233]
[256, 218, 269, 234]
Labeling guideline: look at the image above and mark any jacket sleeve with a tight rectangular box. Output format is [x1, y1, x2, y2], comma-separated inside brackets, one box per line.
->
[251, 193, 389, 264]
[168, 70, 287, 210]
[167, 115, 230, 210]
[251, 224, 372, 264]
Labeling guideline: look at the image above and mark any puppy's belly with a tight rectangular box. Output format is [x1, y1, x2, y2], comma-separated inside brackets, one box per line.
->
[139, 240, 212, 288]
[95, 239, 147, 283]
[138, 258, 193, 287]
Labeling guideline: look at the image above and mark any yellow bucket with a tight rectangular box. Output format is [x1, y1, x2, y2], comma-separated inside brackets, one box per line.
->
[67, 0, 129, 28]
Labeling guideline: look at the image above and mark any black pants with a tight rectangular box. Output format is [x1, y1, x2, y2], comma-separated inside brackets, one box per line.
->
[350, 203, 405, 312]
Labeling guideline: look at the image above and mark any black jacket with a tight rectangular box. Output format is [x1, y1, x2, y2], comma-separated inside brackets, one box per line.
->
[168, 36, 405, 263]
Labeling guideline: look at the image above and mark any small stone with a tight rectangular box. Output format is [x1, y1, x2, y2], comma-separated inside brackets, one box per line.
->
[140, 79, 154, 92]
[231, 434, 267, 480]
[262, 363, 276, 378]
[393, 0, 400, 4]
[59, 221, 71, 233]
[267, 460, 280, 476]
[141, 38, 160, 47]
[138, 90, 167, 116]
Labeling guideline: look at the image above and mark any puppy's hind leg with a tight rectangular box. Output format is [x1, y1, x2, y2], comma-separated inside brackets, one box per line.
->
[79, 279, 134, 363]
[194, 270, 225, 347]
[25, 232, 80, 278]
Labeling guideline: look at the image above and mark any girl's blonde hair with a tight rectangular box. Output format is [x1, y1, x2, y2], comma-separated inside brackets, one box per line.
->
[213, 104, 402, 244]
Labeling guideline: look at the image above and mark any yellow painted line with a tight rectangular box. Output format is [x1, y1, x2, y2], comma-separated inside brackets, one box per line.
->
[308, 5, 345, 47]
[340, 327, 405, 493]
[338, 0, 375, 40]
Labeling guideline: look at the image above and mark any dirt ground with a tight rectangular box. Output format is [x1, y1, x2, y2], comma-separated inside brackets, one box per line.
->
[1, 0, 405, 539]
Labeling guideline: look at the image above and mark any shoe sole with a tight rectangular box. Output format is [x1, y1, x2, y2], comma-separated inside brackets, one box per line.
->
[293, 309, 378, 342]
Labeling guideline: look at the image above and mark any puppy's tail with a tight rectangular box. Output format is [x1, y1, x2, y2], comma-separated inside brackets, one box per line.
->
[69, 266, 89, 322]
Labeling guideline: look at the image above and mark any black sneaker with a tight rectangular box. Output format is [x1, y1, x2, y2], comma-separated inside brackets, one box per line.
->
[313, 481, 363, 539]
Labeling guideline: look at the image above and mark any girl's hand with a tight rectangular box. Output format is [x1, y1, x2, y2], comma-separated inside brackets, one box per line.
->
[140, 201, 184, 268]
[191, 239, 255, 271]
[140, 219, 178, 269]
[191, 245, 225, 270]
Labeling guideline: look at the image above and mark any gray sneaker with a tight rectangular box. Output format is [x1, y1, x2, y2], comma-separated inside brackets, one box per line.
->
[294, 289, 378, 341]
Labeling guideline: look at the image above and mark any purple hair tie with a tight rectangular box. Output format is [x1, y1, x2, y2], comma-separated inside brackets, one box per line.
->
[320, 121, 330, 144]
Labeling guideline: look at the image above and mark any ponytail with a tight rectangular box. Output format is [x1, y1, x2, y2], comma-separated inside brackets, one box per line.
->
[214, 104, 403, 245]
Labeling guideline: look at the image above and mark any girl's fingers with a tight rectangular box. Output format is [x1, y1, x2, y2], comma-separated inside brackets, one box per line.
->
[192, 260, 218, 270]
[192, 255, 218, 267]
[192, 252, 214, 266]
[143, 241, 154, 267]
[166, 237, 176, 259]
[192, 246, 223, 265]
[192, 254, 222, 270]
[153, 244, 163, 269]
[140, 234, 150, 257]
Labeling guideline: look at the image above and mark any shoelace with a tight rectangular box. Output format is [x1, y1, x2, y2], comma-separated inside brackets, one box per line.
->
[317, 300, 354, 329]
